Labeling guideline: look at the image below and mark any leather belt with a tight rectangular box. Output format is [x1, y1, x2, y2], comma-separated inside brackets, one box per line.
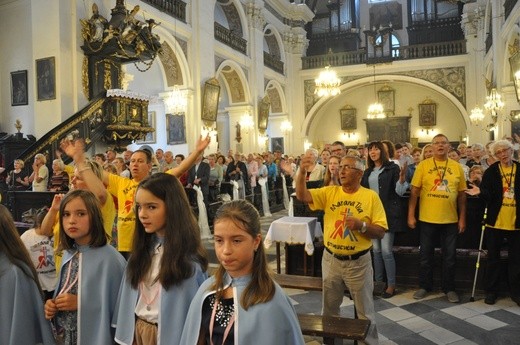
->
[325, 247, 371, 261]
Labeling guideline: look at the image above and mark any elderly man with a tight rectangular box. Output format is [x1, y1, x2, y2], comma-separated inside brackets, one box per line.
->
[161, 150, 177, 172]
[296, 154, 387, 345]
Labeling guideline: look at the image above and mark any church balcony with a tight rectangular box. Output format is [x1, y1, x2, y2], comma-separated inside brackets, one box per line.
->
[214, 22, 247, 54]
[264, 52, 284, 75]
[302, 40, 466, 69]
[141, 0, 186, 22]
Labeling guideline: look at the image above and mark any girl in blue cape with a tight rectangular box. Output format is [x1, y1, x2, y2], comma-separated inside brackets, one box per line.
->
[0, 204, 55, 345]
[180, 200, 305, 345]
[113, 173, 209, 345]
[44, 190, 126, 344]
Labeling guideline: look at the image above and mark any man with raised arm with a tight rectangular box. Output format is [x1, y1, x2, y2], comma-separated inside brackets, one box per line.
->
[296, 153, 387, 345]
[61, 135, 210, 257]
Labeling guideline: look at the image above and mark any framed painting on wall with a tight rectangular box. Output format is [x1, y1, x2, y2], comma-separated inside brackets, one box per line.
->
[201, 78, 220, 124]
[167, 113, 186, 145]
[271, 137, 284, 153]
[419, 101, 437, 127]
[36, 57, 56, 101]
[340, 107, 357, 131]
[10, 70, 28, 106]
[136, 111, 156, 144]
[258, 96, 270, 131]
[378, 86, 394, 116]
[511, 111, 520, 144]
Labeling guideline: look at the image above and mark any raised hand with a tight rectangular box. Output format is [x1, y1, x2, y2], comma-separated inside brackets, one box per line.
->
[60, 138, 86, 161]
[195, 134, 211, 152]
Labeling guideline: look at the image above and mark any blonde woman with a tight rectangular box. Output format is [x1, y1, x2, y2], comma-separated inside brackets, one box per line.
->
[29, 153, 49, 191]
[6, 159, 30, 190]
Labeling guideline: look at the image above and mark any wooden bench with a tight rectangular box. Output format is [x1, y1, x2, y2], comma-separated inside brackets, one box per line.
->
[298, 314, 370, 342]
[273, 273, 323, 291]
[273, 274, 369, 344]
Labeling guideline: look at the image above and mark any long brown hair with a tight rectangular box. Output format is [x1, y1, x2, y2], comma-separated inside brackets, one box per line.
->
[367, 141, 390, 169]
[127, 173, 208, 290]
[323, 155, 341, 186]
[58, 190, 107, 250]
[211, 200, 275, 310]
[0, 205, 44, 299]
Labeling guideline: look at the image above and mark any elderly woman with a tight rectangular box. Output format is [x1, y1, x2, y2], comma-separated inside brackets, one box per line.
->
[48, 158, 70, 192]
[6, 159, 30, 190]
[208, 153, 223, 201]
[29, 153, 49, 191]
[466, 140, 520, 306]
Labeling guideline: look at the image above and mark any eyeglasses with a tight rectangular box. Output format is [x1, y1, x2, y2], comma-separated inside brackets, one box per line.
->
[339, 165, 361, 171]
[494, 148, 511, 155]
[432, 141, 448, 146]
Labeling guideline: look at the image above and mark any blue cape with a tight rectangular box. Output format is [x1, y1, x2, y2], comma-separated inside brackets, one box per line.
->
[0, 253, 56, 345]
[55, 245, 126, 345]
[180, 273, 305, 345]
[113, 261, 207, 345]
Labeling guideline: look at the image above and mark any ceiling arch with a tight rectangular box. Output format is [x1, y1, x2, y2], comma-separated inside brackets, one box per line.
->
[303, 75, 470, 136]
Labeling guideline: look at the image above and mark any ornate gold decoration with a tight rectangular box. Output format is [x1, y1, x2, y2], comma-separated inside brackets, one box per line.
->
[14, 119, 22, 133]
[82, 57, 89, 99]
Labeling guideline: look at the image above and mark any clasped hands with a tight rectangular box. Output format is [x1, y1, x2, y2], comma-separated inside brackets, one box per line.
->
[44, 293, 78, 320]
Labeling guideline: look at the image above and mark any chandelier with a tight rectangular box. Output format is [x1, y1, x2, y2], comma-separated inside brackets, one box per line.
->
[314, 49, 341, 97]
[469, 106, 485, 125]
[315, 66, 341, 97]
[484, 88, 504, 115]
[164, 85, 188, 114]
[280, 120, 293, 134]
[367, 66, 386, 119]
[239, 112, 254, 132]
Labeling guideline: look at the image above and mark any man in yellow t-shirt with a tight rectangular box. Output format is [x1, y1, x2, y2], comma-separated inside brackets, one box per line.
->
[60, 136, 210, 256]
[408, 133, 466, 303]
[296, 154, 387, 345]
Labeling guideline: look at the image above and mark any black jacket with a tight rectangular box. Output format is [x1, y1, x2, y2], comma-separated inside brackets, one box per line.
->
[361, 161, 403, 232]
[479, 160, 520, 229]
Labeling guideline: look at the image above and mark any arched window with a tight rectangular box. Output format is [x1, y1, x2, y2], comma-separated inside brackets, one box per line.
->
[375, 34, 400, 57]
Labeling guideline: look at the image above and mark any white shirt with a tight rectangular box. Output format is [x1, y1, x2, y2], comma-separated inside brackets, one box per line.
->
[20, 229, 56, 291]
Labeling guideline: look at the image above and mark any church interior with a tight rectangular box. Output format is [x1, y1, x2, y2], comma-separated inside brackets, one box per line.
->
[1, 1, 520, 344]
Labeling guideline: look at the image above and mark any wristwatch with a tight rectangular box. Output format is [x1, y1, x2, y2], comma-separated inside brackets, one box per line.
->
[360, 221, 367, 234]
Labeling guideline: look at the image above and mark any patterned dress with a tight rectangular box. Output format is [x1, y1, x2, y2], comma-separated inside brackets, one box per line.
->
[55, 254, 79, 344]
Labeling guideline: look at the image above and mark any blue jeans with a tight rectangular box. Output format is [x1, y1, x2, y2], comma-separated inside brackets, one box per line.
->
[419, 222, 458, 292]
[372, 232, 396, 286]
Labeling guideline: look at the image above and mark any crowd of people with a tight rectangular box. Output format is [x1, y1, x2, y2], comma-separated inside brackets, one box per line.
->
[1, 133, 519, 344]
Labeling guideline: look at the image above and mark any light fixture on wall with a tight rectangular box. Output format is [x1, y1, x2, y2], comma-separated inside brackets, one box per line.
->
[509, 51, 520, 103]
[280, 120, 292, 134]
[314, 49, 341, 97]
[239, 111, 254, 133]
[484, 88, 504, 124]
[341, 131, 357, 140]
[304, 139, 312, 151]
[367, 66, 386, 119]
[164, 85, 188, 114]
[469, 106, 485, 125]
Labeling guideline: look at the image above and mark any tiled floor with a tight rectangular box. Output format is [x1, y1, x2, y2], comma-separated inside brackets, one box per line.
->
[203, 208, 520, 344]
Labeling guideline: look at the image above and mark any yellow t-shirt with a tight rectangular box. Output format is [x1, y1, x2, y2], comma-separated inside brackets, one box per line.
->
[53, 191, 116, 271]
[108, 174, 139, 252]
[411, 157, 466, 224]
[491, 164, 518, 231]
[309, 186, 388, 256]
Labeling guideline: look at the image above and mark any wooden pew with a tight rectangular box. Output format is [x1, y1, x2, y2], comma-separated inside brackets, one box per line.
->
[273, 273, 369, 344]
[298, 314, 370, 342]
